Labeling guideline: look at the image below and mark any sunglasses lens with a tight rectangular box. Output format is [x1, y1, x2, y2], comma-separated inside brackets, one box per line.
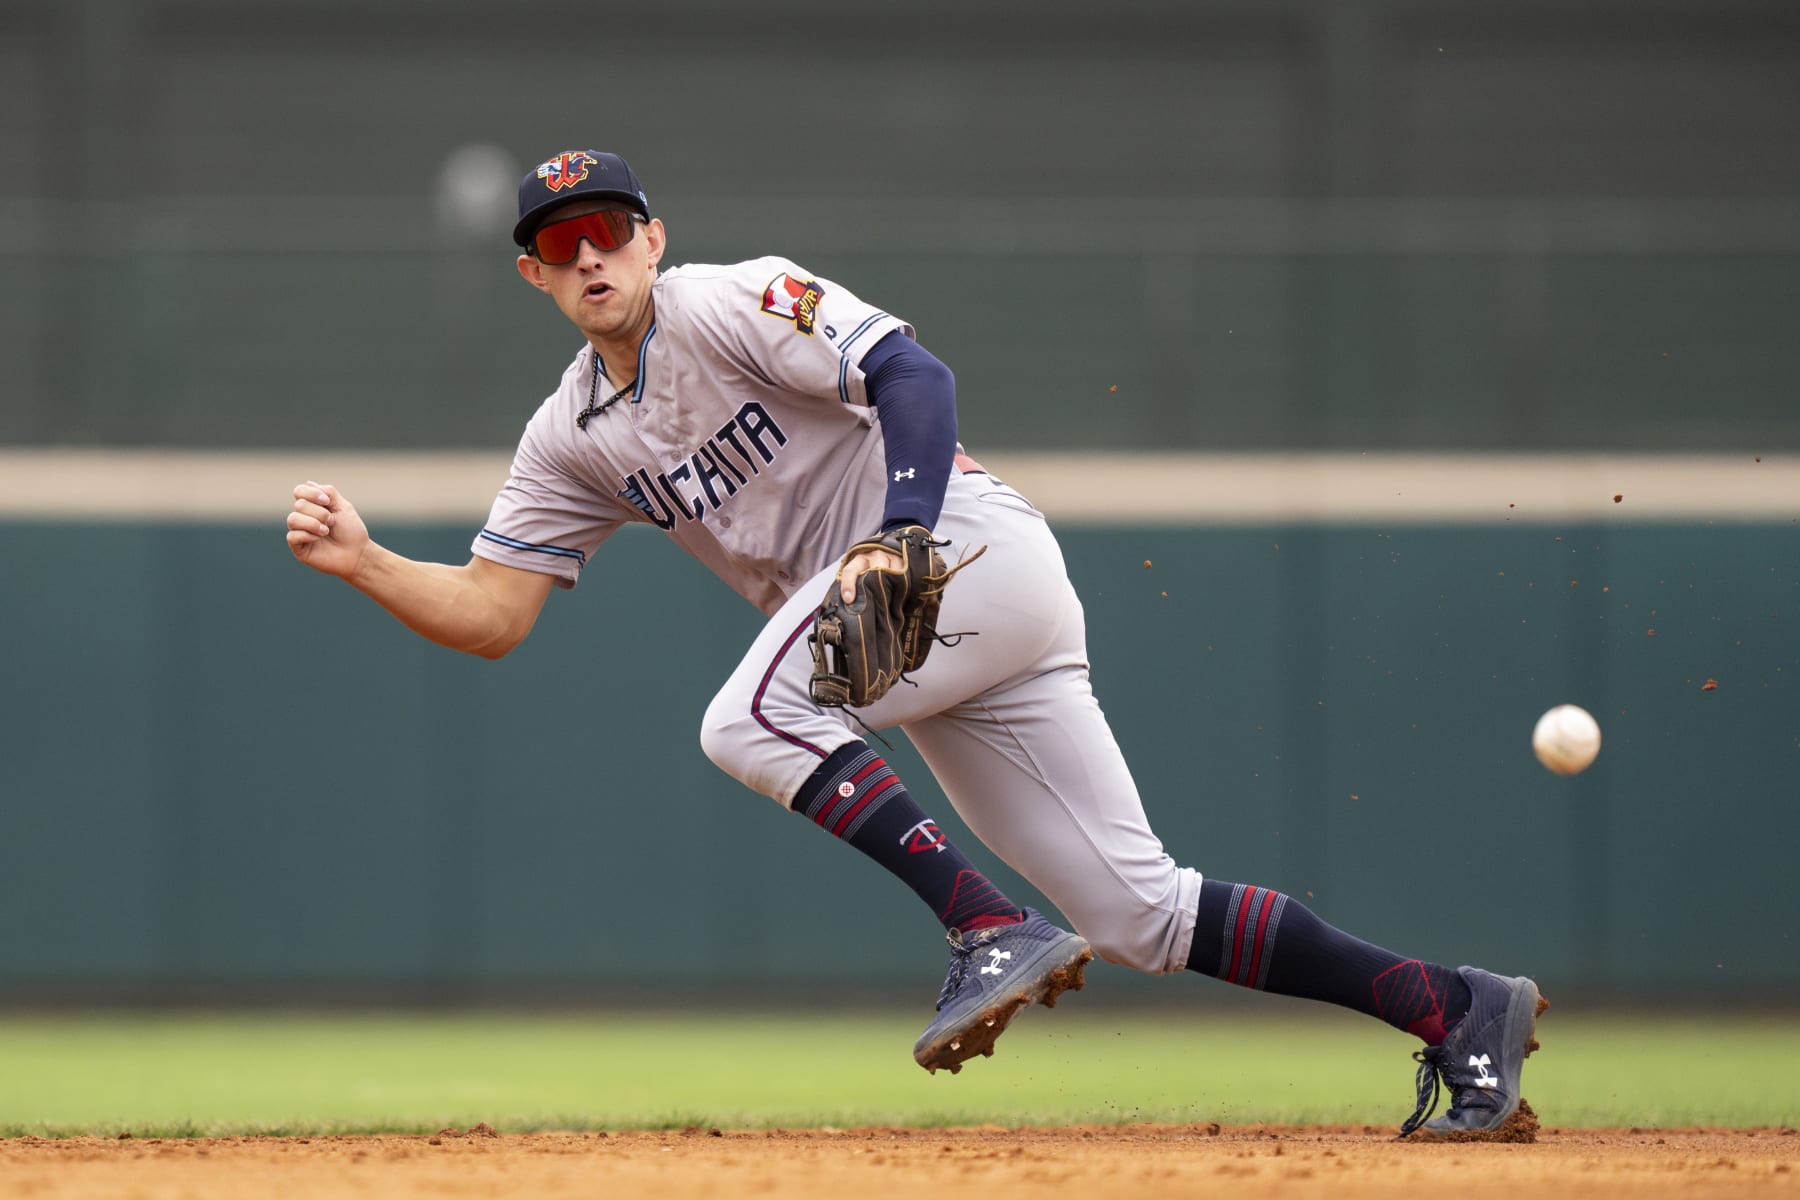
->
[534, 210, 637, 264]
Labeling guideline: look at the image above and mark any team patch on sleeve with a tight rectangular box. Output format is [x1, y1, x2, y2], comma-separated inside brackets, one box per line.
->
[760, 273, 825, 335]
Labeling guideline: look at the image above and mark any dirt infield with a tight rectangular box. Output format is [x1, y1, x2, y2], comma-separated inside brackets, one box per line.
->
[2, 1123, 1794, 1199]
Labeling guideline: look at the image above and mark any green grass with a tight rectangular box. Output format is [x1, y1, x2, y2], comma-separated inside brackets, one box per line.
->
[0, 1009, 1786, 1137]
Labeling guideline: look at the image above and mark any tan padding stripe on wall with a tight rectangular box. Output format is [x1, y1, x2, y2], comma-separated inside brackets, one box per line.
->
[0, 449, 1793, 524]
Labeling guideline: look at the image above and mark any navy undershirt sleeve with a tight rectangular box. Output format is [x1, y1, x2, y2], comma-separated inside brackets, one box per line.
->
[859, 330, 958, 532]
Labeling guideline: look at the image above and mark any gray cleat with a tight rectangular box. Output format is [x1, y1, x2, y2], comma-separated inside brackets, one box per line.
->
[913, 908, 1093, 1075]
[1399, 965, 1549, 1138]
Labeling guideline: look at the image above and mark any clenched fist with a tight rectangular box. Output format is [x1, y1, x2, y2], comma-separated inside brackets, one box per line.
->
[286, 481, 370, 579]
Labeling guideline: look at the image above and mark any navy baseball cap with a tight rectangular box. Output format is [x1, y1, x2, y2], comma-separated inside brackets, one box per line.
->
[512, 150, 650, 247]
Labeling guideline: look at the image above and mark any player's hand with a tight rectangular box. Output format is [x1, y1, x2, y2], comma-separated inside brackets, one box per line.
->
[286, 481, 371, 579]
[837, 545, 905, 604]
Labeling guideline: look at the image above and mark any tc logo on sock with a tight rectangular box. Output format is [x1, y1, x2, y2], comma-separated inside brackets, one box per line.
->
[901, 819, 949, 854]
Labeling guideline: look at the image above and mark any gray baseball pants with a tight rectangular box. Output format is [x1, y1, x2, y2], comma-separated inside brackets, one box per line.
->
[700, 471, 1201, 975]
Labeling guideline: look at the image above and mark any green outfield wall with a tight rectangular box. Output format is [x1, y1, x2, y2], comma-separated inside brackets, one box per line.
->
[2, 517, 1794, 1001]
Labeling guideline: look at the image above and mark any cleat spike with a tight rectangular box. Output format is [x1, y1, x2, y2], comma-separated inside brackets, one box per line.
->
[981, 1046, 994, 1057]
[1525, 1037, 1541, 1054]
[948, 1063, 961, 1075]
[1535, 996, 1551, 1018]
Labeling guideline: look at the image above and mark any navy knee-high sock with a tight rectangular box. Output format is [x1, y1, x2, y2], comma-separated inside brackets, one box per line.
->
[1186, 879, 1473, 1044]
[792, 742, 1024, 932]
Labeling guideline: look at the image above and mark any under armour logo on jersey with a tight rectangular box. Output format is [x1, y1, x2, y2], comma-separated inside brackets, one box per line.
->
[901, 819, 949, 854]
[1469, 1054, 1497, 1088]
[536, 151, 596, 192]
[979, 948, 1013, 976]
[894, 468, 915, 481]
[760, 273, 825, 335]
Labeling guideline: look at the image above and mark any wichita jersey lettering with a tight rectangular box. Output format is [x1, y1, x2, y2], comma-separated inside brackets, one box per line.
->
[473, 257, 912, 614]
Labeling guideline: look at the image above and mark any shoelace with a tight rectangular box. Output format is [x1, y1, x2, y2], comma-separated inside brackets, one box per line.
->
[1397, 1049, 1444, 1138]
[932, 929, 992, 1011]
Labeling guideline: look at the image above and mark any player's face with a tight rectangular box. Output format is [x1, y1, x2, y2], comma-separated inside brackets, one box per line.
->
[515, 200, 665, 350]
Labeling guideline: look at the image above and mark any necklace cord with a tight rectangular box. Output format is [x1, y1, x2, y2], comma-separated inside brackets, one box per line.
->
[576, 356, 633, 429]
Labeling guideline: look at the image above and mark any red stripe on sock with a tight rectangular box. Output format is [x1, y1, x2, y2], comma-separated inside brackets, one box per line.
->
[1243, 889, 1278, 988]
[827, 792, 874, 837]
[958, 912, 1024, 932]
[940, 869, 993, 925]
[810, 759, 892, 830]
[848, 758, 889, 788]
[829, 775, 901, 837]
[1226, 887, 1259, 985]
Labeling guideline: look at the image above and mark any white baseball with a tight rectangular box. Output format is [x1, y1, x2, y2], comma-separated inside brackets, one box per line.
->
[1532, 704, 1602, 775]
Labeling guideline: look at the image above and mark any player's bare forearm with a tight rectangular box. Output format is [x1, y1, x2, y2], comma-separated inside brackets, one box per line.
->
[288, 481, 553, 658]
[345, 546, 551, 659]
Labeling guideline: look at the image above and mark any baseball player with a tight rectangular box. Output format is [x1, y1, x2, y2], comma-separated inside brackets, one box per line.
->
[285, 149, 1546, 1138]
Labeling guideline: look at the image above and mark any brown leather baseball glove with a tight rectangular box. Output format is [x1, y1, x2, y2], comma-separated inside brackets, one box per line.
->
[809, 525, 984, 708]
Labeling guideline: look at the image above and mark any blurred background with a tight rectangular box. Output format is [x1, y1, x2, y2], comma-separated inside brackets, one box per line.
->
[1, 0, 1796, 1011]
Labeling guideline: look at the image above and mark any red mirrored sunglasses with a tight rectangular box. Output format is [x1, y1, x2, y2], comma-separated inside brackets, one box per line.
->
[530, 209, 644, 265]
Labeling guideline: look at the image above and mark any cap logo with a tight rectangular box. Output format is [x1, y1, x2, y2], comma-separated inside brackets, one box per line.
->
[536, 151, 597, 192]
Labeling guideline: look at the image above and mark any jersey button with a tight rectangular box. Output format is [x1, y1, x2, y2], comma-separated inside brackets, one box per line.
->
[777, 569, 790, 582]
[717, 515, 732, 528]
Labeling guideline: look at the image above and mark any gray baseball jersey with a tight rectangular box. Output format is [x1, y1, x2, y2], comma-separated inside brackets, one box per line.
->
[472, 255, 911, 614]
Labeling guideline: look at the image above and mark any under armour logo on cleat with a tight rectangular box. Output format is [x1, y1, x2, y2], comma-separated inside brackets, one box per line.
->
[979, 948, 1013, 976]
[894, 467, 915, 481]
[1469, 1053, 1497, 1088]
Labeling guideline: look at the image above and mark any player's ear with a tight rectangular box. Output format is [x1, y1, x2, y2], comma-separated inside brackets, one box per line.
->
[643, 218, 666, 270]
[516, 254, 551, 293]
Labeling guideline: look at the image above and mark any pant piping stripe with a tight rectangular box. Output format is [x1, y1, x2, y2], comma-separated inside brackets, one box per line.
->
[751, 610, 832, 759]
